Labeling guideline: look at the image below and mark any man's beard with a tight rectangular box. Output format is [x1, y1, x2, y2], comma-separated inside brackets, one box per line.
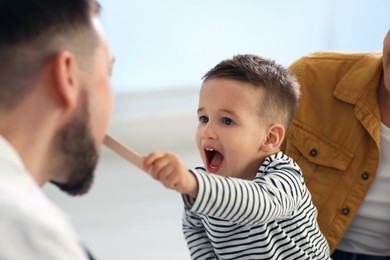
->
[50, 105, 99, 196]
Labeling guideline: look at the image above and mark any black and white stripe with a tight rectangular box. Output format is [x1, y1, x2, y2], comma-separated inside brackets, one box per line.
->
[182, 152, 330, 259]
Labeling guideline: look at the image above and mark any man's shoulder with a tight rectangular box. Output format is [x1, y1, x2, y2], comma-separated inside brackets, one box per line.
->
[296, 50, 381, 62]
[288, 50, 382, 99]
[0, 176, 75, 237]
[289, 51, 381, 75]
[0, 182, 85, 257]
[0, 190, 87, 259]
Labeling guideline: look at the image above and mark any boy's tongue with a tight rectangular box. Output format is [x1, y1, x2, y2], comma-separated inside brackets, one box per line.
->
[210, 152, 223, 170]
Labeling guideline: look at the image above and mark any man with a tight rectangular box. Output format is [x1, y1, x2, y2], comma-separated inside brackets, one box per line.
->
[282, 30, 390, 259]
[0, 0, 114, 259]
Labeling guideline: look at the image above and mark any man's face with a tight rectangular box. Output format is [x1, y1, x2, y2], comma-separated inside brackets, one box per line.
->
[51, 97, 97, 196]
[51, 17, 114, 195]
[383, 29, 390, 91]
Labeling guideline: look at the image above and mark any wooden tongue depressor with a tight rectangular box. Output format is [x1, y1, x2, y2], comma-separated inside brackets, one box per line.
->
[103, 134, 144, 170]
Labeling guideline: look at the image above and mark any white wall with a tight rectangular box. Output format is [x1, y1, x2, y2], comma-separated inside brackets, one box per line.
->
[99, 0, 389, 93]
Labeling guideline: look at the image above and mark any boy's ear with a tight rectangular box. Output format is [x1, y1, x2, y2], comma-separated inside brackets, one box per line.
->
[51, 50, 79, 110]
[261, 124, 285, 153]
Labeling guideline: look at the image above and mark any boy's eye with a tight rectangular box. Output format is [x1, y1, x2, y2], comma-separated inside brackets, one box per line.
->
[222, 117, 234, 125]
[199, 115, 209, 124]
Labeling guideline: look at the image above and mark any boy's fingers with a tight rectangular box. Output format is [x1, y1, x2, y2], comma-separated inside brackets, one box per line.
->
[143, 152, 196, 195]
[148, 155, 172, 180]
[143, 152, 164, 170]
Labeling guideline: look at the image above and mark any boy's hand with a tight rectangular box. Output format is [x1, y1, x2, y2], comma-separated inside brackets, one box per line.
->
[143, 152, 198, 198]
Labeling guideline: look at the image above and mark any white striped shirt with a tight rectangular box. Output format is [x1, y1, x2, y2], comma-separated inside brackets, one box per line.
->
[182, 152, 330, 260]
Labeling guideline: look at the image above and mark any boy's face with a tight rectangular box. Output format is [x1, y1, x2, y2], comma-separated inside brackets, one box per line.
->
[195, 78, 269, 180]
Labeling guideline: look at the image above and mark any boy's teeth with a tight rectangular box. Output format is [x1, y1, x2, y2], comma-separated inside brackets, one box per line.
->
[206, 149, 214, 151]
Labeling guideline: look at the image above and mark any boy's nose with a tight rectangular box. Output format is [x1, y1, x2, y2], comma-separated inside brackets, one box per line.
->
[201, 123, 217, 139]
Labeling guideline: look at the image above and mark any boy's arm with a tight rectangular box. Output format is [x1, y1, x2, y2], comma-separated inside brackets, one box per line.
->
[144, 151, 304, 226]
[182, 208, 216, 260]
[186, 162, 304, 226]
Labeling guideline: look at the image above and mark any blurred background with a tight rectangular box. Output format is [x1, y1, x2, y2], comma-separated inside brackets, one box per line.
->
[44, 0, 389, 259]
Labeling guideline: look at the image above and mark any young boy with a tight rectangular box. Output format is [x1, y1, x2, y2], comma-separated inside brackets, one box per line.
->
[143, 54, 330, 259]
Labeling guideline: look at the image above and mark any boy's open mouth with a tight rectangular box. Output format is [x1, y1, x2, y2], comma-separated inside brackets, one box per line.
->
[205, 148, 224, 173]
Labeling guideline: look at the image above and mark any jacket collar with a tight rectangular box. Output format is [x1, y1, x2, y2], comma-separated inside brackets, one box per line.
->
[333, 52, 383, 105]
[332, 52, 383, 145]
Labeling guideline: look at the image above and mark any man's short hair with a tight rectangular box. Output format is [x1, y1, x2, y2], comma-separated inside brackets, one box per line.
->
[0, 0, 101, 109]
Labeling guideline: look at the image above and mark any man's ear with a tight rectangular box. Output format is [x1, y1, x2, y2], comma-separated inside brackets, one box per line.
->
[261, 124, 285, 153]
[51, 50, 79, 110]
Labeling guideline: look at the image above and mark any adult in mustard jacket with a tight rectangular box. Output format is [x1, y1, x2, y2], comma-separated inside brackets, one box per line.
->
[282, 29, 390, 259]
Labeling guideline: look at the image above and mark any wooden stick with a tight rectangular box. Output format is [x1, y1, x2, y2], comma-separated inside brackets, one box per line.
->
[103, 134, 144, 170]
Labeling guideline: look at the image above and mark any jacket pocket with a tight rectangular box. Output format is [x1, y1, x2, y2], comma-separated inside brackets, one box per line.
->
[284, 121, 354, 210]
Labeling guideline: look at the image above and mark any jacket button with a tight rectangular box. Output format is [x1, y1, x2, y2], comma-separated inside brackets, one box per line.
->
[361, 172, 369, 180]
[341, 207, 350, 215]
[309, 149, 318, 157]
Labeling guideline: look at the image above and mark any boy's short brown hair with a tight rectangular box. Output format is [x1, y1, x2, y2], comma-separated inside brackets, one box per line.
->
[202, 54, 300, 130]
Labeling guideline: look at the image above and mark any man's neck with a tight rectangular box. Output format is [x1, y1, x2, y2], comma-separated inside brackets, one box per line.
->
[0, 107, 56, 187]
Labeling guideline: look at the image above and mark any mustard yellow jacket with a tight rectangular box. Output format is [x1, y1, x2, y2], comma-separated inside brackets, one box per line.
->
[282, 51, 383, 253]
